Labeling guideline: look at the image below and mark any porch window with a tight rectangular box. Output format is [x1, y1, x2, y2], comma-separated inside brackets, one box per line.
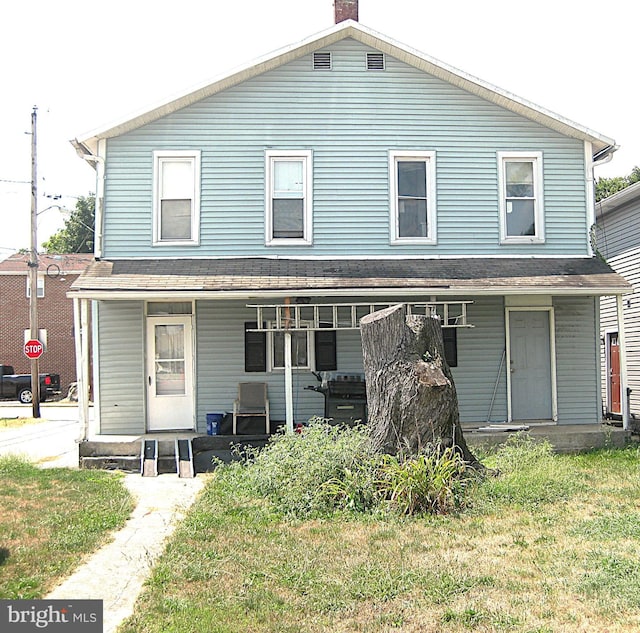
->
[270, 324, 311, 370]
[498, 152, 544, 243]
[153, 150, 200, 245]
[265, 150, 313, 245]
[244, 322, 336, 372]
[390, 151, 436, 244]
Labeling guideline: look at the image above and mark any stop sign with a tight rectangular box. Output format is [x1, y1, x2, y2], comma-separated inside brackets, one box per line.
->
[24, 339, 44, 359]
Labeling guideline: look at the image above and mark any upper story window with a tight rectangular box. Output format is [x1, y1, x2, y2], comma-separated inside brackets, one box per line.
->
[265, 150, 313, 246]
[498, 151, 544, 244]
[26, 275, 44, 298]
[153, 150, 201, 246]
[389, 151, 437, 244]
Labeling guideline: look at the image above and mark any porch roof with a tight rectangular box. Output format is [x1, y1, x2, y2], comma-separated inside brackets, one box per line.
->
[68, 257, 631, 300]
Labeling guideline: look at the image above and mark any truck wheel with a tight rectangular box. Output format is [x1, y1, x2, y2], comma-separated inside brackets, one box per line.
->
[18, 388, 33, 404]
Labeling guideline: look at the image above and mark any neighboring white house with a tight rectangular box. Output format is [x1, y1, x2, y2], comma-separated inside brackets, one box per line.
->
[596, 181, 640, 429]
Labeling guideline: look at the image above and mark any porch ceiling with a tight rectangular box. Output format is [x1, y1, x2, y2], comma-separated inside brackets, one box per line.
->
[68, 257, 631, 300]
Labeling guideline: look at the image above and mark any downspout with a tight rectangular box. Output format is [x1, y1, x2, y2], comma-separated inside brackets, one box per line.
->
[73, 138, 106, 259]
[81, 152, 105, 259]
[586, 142, 617, 255]
[616, 295, 630, 430]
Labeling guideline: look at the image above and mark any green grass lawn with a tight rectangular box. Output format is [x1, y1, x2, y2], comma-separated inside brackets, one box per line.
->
[119, 438, 640, 633]
[0, 456, 134, 599]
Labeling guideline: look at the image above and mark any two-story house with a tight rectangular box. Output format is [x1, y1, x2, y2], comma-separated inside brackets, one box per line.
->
[596, 181, 640, 429]
[69, 2, 629, 440]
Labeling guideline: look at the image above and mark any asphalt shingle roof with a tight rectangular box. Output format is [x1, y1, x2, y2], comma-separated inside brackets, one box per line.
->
[70, 257, 630, 296]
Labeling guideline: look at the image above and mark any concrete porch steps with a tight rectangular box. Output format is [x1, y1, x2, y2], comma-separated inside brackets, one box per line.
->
[79, 435, 270, 473]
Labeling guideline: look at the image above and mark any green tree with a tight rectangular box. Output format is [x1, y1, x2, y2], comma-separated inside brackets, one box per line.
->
[43, 195, 95, 253]
[595, 166, 640, 202]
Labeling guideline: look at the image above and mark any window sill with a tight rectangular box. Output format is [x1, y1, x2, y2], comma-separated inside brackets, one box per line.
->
[266, 239, 313, 247]
[500, 237, 545, 245]
[391, 238, 437, 246]
[152, 240, 200, 247]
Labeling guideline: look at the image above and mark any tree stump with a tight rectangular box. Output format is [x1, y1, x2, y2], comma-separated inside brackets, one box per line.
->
[360, 304, 477, 464]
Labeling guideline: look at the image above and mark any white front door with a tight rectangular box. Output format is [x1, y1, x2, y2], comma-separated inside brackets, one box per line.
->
[146, 316, 194, 431]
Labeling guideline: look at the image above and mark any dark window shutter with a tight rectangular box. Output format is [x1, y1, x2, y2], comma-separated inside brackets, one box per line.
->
[442, 328, 458, 368]
[315, 329, 337, 371]
[245, 322, 266, 372]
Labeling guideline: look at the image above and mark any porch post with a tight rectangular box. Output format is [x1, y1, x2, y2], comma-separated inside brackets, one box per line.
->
[284, 297, 294, 433]
[616, 294, 630, 430]
[284, 331, 294, 433]
[80, 299, 90, 436]
[73, 298, 89, 441]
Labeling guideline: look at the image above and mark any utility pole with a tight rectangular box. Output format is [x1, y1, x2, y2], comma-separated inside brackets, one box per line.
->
[29, 106, 41, 418]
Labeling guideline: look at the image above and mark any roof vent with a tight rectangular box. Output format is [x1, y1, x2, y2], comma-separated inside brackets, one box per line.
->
[366, 52, 385, 71]
[313, 52, 332, 70]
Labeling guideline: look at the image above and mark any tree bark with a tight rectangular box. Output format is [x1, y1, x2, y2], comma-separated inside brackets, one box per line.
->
[360, 304, 478, 465]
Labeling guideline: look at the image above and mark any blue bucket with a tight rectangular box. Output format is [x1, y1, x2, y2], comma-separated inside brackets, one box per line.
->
[206, 413, 224, 435]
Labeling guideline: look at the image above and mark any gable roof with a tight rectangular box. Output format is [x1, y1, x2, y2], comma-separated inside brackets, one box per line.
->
[72, 20, 616, 160]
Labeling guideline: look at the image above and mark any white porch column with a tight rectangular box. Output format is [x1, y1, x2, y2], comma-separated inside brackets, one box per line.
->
[73, 298, 91, 441]
[616, 295, 630, 430]
[284, 331, 294, 433]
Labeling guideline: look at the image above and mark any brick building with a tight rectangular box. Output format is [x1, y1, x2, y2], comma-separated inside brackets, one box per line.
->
[0, 253, 93, 396]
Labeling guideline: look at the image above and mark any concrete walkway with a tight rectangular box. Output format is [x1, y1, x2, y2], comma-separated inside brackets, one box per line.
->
[47, 473, 205, 633]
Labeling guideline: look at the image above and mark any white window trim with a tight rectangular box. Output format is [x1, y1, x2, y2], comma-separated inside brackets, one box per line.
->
[26, 275, 45, 298]
[267, 321, 314, 371]
[498, 151, 544, 244]
[265, 150, 313, 246]
[389, 150, 437, 245]
[153, 150, 201, 246]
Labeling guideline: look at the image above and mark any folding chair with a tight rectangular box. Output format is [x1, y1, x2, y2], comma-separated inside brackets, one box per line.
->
[233, 382, 270, 434]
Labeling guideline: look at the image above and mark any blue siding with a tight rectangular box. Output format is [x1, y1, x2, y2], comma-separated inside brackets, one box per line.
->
[554, 296, 600, 424]
[103, 39, 588, 259]
[96, 301, 146, 434]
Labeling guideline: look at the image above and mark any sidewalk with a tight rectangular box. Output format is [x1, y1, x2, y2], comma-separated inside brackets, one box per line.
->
[46, 473, 205, 633]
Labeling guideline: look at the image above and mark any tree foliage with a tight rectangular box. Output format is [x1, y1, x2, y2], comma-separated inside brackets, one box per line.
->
[595, 166, 640, 202]
[42, 195, 95, 254]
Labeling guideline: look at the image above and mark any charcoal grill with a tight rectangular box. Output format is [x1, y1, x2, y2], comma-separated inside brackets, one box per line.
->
[305, 372, 367, 424]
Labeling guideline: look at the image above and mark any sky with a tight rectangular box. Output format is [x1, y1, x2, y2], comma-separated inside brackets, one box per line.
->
[1, 0, 638, 259]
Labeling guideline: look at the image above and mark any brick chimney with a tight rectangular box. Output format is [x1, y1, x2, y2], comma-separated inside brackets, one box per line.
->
[335, 0, 358, 23]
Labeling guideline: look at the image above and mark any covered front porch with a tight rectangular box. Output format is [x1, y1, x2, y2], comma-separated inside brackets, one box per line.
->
[68, 256, 632, 447]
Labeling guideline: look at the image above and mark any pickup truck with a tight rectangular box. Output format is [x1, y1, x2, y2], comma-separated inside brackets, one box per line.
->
[0, 365, 61, 404]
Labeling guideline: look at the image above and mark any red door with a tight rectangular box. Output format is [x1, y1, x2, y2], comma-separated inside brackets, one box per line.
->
[609, 333, 621, 414]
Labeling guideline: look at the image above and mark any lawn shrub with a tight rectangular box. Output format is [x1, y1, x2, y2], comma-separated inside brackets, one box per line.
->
[375, 446, 468, 515]
[221, 420, 471, 518]
[230, 420, 376, 517]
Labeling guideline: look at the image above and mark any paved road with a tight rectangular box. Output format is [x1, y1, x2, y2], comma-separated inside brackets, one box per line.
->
[0, 403, 84, 467]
